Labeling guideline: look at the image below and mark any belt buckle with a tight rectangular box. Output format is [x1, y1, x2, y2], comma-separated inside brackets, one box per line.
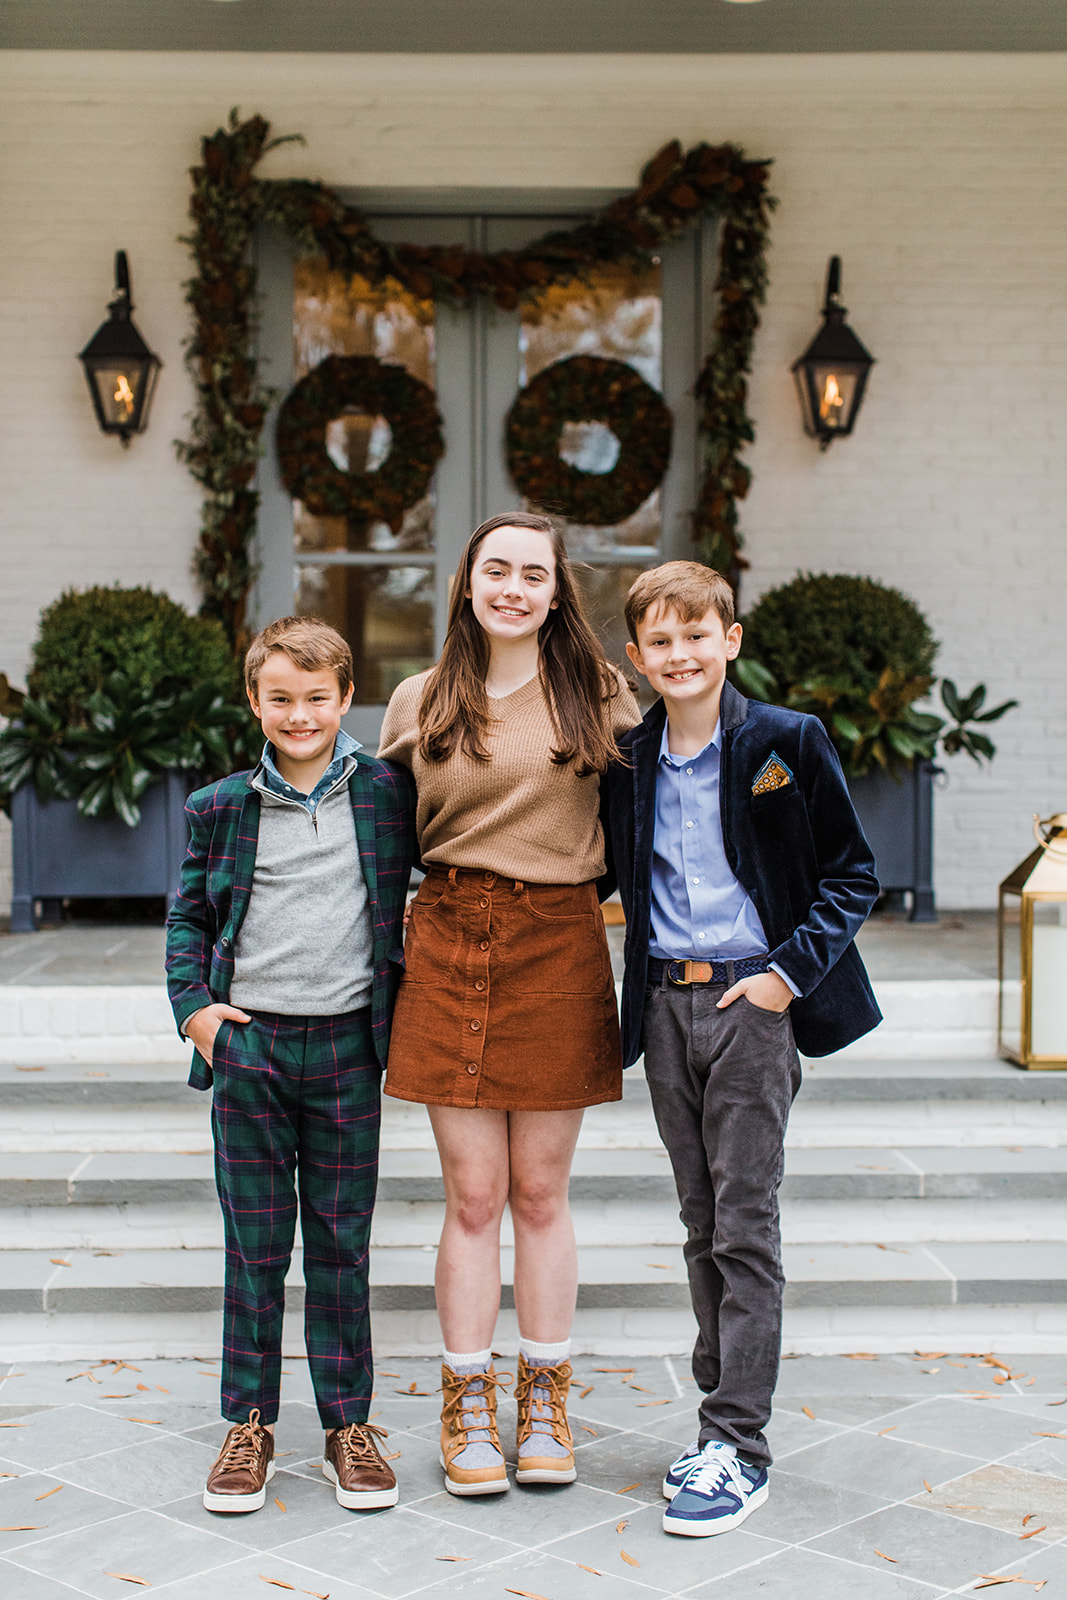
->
[667, 960, 691, 987]
[667, 960, 716, 986]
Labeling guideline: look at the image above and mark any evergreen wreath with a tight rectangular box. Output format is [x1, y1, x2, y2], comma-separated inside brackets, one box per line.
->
[505, 355, 672, 526]
[180, 112, 775, 644]
[275, 354, 443, 530]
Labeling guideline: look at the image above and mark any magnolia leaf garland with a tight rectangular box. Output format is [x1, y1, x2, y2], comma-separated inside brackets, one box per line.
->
[180, 111, 775, 642]
[506, 355, 672, 527]
[276, 355, 443, 531]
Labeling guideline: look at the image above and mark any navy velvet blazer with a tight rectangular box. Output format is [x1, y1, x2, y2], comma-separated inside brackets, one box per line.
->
[602, 681, 882, 1065]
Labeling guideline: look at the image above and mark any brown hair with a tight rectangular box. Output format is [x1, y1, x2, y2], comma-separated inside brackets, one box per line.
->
[624, 560, 735, 642]
[244, 616, 353, 699]
[417, 512, 622, 775]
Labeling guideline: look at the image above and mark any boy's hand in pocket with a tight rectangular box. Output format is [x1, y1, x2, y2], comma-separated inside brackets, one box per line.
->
[184, 1003, 252, 1065]
[717, 971, 793, 1013]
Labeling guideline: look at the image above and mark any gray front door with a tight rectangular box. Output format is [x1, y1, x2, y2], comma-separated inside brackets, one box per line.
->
[253, 194, 714, 747]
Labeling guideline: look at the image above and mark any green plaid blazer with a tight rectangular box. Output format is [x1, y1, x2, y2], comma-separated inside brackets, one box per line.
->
[165, 755, 417, 1090]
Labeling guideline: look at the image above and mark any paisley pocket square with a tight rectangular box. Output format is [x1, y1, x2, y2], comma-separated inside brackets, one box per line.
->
[751, 753, 794, 796]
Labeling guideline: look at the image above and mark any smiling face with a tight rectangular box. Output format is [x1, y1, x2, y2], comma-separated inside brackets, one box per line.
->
[248, 650, 353, 792]
[626, 603, 743, 719]
[465, 525, 559, 645]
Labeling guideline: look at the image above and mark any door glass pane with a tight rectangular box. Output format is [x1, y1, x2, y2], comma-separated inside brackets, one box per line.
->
[518, 260, 662, 560]
[293, 262, 436, 556]
[295, 562, 435, 705]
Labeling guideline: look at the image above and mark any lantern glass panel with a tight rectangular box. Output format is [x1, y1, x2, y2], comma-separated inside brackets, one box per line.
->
[1030, 900, 1067, 1058]
[90, 363, 147, 430]
[998, 887, 1023, 1060]
[812, 364, 859, 432]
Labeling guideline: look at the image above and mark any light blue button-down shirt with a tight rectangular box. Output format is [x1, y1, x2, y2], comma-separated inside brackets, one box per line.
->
[649, 719, 770, 961]
[258, 728, 362, 817]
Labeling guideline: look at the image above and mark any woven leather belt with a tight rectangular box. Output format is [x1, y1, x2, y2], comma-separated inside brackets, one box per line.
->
[647, 955, 771, 988]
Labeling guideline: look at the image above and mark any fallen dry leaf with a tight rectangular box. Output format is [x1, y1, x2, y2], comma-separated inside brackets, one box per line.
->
[434, 1556, 471, 1563]
[1047, 1398, 1067, 1406]
[616, 1519, 629, 1534]
[923, 1368, 942, 1375]
[874, 1549, 898, 1563]
[49, 1258, 71, 1268]
[378, 1370, 400, 1378]
[628, 1384, 652, 1393]
[974, 1577, 1047, 1591]
[577, 1563, 602, 1575]
[396, 1387, 432, 1397]
[646, 1262, 672, 1269]
[1023, 1515, 1036, 1525]
[15, 1066, 45, 1072]
[1027, 1378, 1036, 1387]
[845, 1353, 879, 1360]
[983, 1356, 1013, 1372]
[274, 1498, 286, 1512]
[924, 1479, 933, 1492]
[504, 1589, 552, 1600]
[1019, 1526, 1046, 1540]
[621, 1550, 640, 1568]
[878, 1427, 898, 1436]
[581, 1426, 598, 1435]
[1, 1525, 42, 1531]
[302, 1591, 329, 1599]
[125, 1417, 162, 1425]
[960, 1391, 997, 1399]
[1031, 1432, 1067, 1440]
[637, 1399, 672, 1407]
[102, 1395, 132, 1399]
[259, 1581, 296, 1593]
[579, 1385, 594, 1398]
[0, 1474, 18, 1479]
[915, 1350, 948, 1359]
[136, 1383, 149, 1392]
[383, 1451, 401, 1461]
[34, 1485, 62, 1501]
[802, 1407, 815, 1420]
[105, 1577, 150, 1588]
[594, 1366, 634, 1373]
[0, 1424, 27, 1429]
[156, 1387, 169, 1394]
[619, 1482, 640, 1493]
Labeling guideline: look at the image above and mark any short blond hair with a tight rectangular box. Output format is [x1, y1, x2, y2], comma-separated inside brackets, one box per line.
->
[244, 616, 353, 698]
[624, 561, 735, 642]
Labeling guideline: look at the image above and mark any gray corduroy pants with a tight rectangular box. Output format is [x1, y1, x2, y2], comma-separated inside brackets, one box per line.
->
[641, 981, 802, 1467]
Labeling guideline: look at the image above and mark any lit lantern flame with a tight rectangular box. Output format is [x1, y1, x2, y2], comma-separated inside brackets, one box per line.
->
[113, 373, 135, 417]
[819, 373, 845, 426]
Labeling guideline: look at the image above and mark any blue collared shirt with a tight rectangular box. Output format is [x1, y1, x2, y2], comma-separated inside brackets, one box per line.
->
[257, 728, 362, 817]
[649, 719, 771, 962]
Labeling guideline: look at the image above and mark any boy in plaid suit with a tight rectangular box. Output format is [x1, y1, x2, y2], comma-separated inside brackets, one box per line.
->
[166, 617, 416, 1515]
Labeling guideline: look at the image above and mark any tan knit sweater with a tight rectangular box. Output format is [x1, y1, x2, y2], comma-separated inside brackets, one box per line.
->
[378, 667, 641, 884]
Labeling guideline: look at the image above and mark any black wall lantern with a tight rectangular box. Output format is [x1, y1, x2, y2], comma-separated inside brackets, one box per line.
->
[791, 256, 874, 450]
[77, 252, 162, 446]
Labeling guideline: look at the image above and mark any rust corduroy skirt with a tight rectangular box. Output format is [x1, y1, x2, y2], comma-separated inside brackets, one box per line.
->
[384, 866, 623, 1111]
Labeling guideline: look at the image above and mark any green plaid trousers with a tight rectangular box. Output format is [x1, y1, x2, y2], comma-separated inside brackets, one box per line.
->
[210, 1006, 381, 1428]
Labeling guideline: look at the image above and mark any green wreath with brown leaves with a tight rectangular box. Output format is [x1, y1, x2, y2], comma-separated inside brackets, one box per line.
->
[275, 353, 444, 530]
[505, 355, 672, 526]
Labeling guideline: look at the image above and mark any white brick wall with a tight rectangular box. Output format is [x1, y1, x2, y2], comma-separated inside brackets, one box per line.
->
[1, 50, 1065, 911]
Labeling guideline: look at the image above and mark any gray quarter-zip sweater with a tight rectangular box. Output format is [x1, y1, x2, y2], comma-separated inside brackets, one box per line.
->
[229, 735, 373, 1017]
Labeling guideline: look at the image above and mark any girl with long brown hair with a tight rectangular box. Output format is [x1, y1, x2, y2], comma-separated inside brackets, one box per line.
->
[379, 512, 639, 1497]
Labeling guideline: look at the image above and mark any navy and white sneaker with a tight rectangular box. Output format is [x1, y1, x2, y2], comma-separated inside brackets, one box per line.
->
[662, 1440, 768, 1537]
[662, 1440, 702, 1500]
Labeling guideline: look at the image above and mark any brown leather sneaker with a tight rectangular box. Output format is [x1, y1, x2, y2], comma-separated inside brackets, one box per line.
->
[322, 1421, 399, 1509]
[203, 1408, 275, 1512]
[439, 1363, 511, 1496]
[515, 1355, 576, 1484]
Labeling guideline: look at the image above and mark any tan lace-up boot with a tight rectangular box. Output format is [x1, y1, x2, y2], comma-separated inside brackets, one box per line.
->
[439, 1364, 511, 1495]
[515, 1355, 576, 1484]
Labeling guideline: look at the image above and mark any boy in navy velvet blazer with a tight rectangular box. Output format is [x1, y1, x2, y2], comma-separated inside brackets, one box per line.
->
[602, 562, 880, 1539]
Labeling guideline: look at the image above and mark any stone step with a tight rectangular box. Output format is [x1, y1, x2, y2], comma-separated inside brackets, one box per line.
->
[1, 1193, 1065, 1252]
[0, 977, 1011, 1063]
[4, 1144, 1067, 1209]
[3, 1240, 1065, 1319]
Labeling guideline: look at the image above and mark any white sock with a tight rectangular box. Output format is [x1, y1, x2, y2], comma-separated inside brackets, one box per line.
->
[442, 1347, 492, 1372]
[519, 1335, 571, 1365]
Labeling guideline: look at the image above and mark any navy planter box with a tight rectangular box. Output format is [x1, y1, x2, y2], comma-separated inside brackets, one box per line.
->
[848, 757, 937, 923]
[10, 770, 192, 933]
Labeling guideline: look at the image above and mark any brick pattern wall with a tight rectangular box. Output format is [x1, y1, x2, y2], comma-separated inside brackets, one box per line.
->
[1, 51, 1065, 912]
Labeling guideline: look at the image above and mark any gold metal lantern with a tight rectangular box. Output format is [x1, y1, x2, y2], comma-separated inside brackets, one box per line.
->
[998, 814, 1067, 1069]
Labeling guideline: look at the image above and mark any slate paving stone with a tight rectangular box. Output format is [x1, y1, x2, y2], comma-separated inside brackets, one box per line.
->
[165, 1467, 379, 1550]
[1002, 1436, 1067, 1478]
[1012, 1540, 1067, 1598]
[763, 1404, 847, 1458]
[684, 1543, 949, 1598]
[0, 1406, 168, 1471]
[774, 1391, 936, 1426]
[778, 1425, 984, 1501]
[545, 1498, 785, 1590]
[59, 1433, 218, 1509]
[0, 1475, 130, 1554]
[563, 1428, 684, 1504]
[0, 1405, 58, 1423]
[909, 1461, 1067, 1540]
[276, 1503, 525, 1598]
[862, 1396, 1051, 1460]
[752, 1467, 891, 1545]
[409, 1477, 631, 1545]
[805, 1500, 1035, 1591]
[0, 1560, 94, 1599]
[11, 1506, 250, 1599]
[147, 1549, 385, 1599]
[413, 1543, 669, 1597]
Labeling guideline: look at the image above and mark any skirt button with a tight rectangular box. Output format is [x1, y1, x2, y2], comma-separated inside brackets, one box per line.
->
[479, 898, 490, 908]
[469, 1020, 482, 1032]
[474, 980, 486, 992]
[480, 939, 490, 951]
[466, 1063, 478, 1075]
